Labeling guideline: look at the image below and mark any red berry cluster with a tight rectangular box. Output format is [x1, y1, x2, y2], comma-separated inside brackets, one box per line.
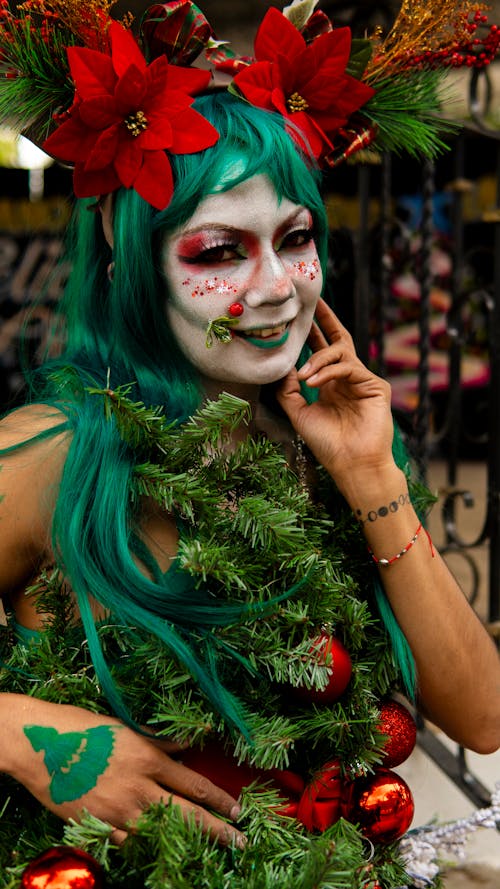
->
[401, 12, 500, 71]
[0, 0, 58, 49]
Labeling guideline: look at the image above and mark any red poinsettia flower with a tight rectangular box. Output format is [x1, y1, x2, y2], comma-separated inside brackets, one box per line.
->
[42, 21, 218, 209]
[232, 8, 374, 161]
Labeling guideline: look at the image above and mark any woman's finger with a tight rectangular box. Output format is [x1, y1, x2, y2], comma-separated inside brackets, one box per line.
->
[313, 298, 354, 347]
[306, 319, 329, 352]
[109, 827, 128, 845]
[297, 345, 345, 382]
[149, 736, 190, 755]
[166, 793, 246, 848]
[108, 793, 245, 849]
[154, 756, 241, 822]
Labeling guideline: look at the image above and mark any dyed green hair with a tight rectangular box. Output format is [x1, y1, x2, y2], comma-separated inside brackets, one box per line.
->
[6, 91, 414, 731]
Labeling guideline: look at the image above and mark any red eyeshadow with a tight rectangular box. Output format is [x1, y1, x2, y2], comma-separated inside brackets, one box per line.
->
[177, 233, 212, 260]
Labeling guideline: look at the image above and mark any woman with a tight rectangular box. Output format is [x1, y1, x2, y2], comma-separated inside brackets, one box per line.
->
[0, 1, 499, 883]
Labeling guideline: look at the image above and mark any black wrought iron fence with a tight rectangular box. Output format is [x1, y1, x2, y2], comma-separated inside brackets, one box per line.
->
[325, 62, 500, 807]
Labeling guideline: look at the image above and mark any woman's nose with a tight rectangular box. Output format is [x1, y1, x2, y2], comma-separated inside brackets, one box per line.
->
[243, 251, 294, 308]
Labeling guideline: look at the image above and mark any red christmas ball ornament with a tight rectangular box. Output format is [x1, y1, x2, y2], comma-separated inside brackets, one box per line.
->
[293, 633, 352, 704]
[342, 768, 414, 843]
[378, 700, 417, 768]
[21, 846, 103, 889]
[228, 302, 244, 317]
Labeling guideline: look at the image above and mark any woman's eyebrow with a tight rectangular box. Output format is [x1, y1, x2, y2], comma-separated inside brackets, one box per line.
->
[273, 207, 312, 239]
[178, 222, 243, 238]
[176, 207, 311, 240]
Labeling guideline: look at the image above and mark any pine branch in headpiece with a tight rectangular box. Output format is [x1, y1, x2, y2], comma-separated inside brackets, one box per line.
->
[0, 0, 135, 142]
[360, 1, 500, 158]
[364, 69, 458, 158]
[0, 5, 74, 137]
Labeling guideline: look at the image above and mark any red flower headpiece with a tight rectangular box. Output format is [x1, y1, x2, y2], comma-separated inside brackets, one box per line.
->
[230, 8, 374, 163]
[0, 0, 498, 209]
[42, 20, 218, 210]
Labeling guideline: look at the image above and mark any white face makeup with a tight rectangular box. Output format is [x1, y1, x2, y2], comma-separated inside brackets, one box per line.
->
[163, 174, 323, 393]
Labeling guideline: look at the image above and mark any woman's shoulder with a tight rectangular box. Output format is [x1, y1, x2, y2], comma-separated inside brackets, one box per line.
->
[0, 403, 69, 448]
[0, 404, 71, 594]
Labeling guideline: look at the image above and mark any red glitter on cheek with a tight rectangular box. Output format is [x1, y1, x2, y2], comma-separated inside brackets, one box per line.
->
[182, 276, 240, 298]
[291, 258, 320, 281]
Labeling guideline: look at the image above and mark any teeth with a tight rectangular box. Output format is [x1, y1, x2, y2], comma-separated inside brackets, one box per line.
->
[243, 324, 287, 338]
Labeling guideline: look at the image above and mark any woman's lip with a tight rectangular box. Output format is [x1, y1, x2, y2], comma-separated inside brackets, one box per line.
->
[236, 325, 291, 349]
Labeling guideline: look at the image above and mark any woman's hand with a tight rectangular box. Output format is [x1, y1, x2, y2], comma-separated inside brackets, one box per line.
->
[276, 299, 395, 492]
[2, 695, 244, 847]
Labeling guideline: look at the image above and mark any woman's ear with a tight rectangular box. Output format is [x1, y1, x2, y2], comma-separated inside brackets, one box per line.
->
[100, 195, 114, 249]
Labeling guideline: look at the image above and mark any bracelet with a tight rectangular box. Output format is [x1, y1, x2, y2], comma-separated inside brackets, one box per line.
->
[367, 522, 434, 567]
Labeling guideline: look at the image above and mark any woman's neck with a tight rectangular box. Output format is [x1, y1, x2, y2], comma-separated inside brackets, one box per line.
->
[200, 376, 262, 450]
[199, 375, 295, 455]
[200, 376, 261, 408]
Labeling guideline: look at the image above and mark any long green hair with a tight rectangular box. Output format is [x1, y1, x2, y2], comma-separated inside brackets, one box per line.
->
[3, 91, 414, 731]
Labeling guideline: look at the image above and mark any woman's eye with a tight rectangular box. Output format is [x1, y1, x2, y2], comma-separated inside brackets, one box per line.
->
[182, 244, 242, 264]
[280, 228, 315, 249]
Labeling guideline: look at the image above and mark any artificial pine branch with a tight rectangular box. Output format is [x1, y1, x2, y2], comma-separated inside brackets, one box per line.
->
[365, 70, 459, 158]
[0, 389, 419, 885]
[0, 11, 74, 137]
[87, 383, 178, 457]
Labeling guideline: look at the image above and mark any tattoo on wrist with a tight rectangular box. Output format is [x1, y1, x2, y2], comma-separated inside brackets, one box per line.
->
[24, 724, 116, 804]
[355, 493, 410, 524]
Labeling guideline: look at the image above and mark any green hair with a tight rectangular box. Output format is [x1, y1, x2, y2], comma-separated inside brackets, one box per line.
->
[4, 91, 414, 733]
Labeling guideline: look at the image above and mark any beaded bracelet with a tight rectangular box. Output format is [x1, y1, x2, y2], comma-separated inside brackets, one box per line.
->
[367, 522, 433, 567]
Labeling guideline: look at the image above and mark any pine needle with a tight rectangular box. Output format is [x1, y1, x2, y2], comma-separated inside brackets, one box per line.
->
[365, 69, 459, 157]
[0, 14, 74, 137]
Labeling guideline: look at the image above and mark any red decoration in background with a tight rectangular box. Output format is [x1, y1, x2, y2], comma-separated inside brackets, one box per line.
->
[21, 846, 103, 889]
[378, 700, 417, 768]
[292, 633, 352, 704]
[342, 768, 415, 843]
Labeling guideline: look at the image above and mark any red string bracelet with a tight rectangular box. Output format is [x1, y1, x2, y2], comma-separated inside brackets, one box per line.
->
[367, 522, 435, 566]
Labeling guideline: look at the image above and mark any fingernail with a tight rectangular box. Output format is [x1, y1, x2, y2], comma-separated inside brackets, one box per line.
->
[236, 833, 247, 849]
[299, 361, 311, 375]
[230, 804, 241, 821]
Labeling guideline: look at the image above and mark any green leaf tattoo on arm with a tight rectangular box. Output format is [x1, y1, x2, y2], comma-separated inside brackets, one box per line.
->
[24, 724, 117, 804]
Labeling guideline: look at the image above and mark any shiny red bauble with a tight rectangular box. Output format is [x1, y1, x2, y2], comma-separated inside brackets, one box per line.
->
[378, 700, 417, 768]
[20, 846, 103, 889]
[292, 633, 352, 704]
[342, 768, 415, 843]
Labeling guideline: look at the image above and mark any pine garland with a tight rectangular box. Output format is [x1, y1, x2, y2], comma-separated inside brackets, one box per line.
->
[0, 387, 436, 886]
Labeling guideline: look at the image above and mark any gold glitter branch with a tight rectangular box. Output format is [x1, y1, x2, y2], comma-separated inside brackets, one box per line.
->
[367, 0, 488, 80]
[18, 0, 133, 46]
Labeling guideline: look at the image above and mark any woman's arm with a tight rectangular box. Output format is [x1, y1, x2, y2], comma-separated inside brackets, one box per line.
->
[0, 408, 244, 845]
[0, 695, 244, 846]
[277, 299, 500, 753]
